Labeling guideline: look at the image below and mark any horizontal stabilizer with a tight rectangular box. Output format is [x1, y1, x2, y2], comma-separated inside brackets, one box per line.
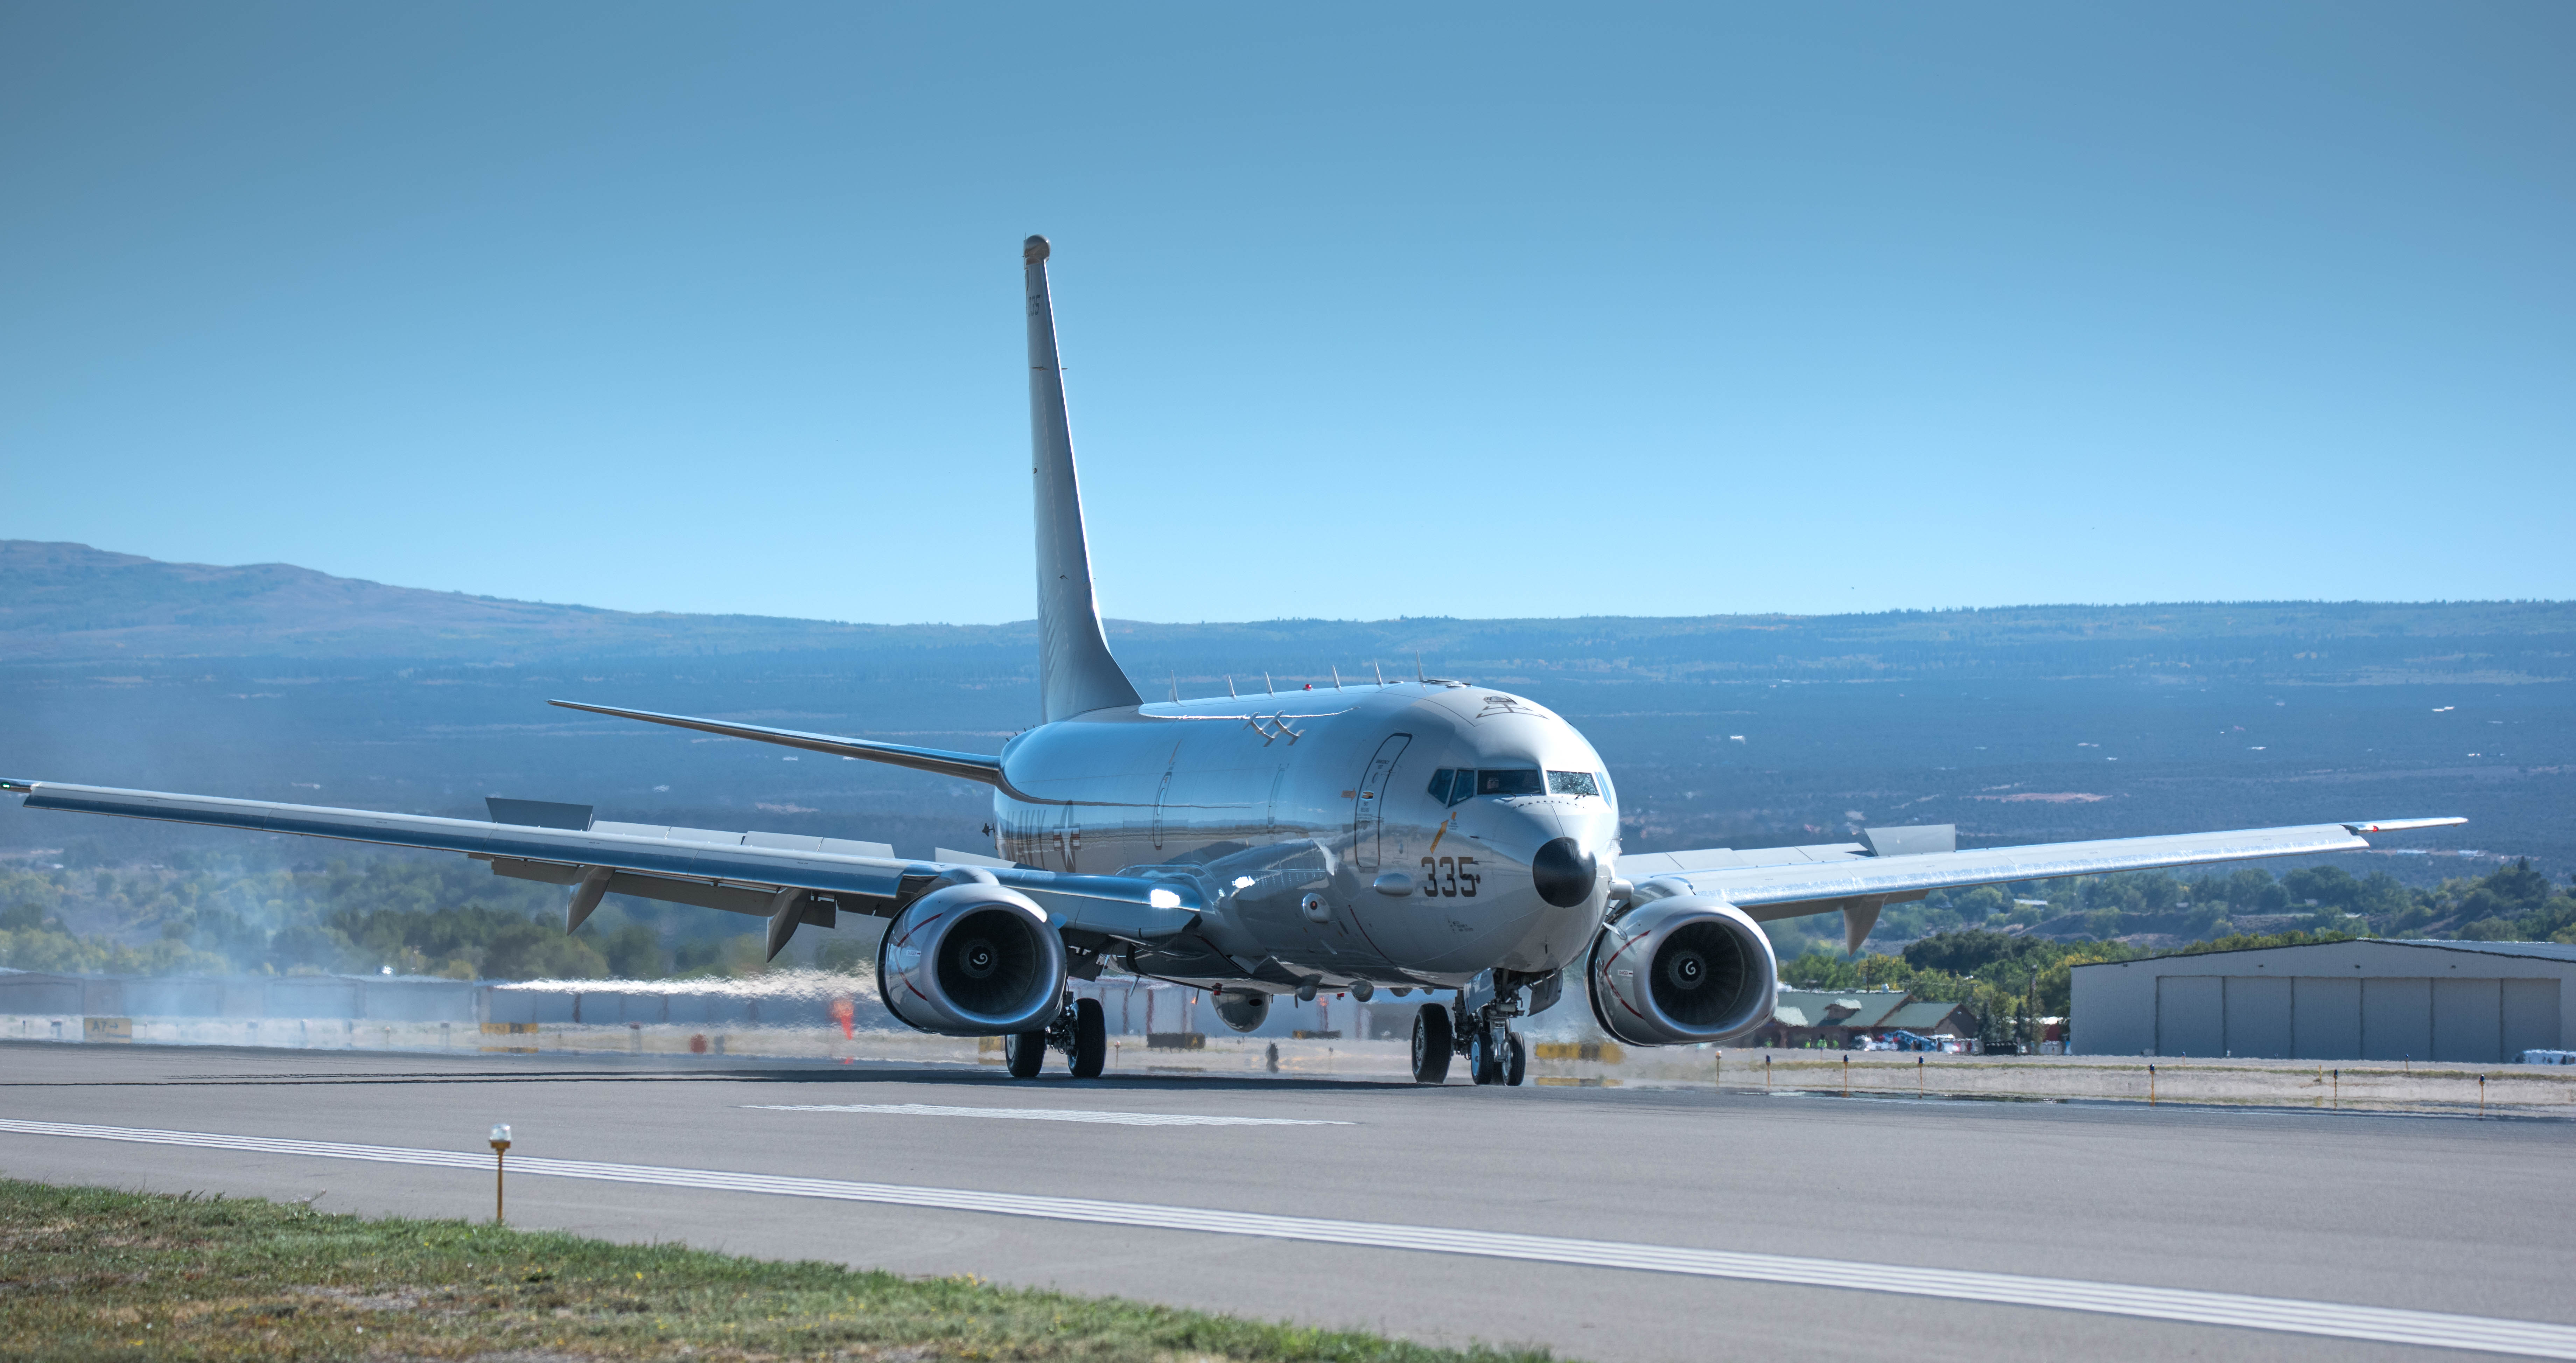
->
[550, 700, 1005, 787]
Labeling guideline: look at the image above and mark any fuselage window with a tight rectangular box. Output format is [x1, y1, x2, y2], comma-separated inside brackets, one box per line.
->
[1547, 770, 1600, 798]
[1475, 768, 1544, 797]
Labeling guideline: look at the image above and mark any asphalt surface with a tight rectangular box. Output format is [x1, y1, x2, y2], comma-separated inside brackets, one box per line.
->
[2, 1042, 2569, 1363]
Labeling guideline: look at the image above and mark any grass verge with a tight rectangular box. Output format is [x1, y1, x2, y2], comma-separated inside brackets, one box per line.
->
[0, 1179, 1557, 1363]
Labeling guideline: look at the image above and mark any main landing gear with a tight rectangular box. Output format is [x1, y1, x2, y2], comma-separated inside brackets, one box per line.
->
[1411, 1000, 1525, 1086]
[1005, 996, 1106, 1079]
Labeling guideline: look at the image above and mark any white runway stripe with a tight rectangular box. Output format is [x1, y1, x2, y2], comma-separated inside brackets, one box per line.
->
[741, 1103, 1349, 1126]
[5, 1117, 2568, 1359]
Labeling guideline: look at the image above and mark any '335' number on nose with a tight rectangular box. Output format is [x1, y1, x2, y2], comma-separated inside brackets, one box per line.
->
[1420, 855, 1478, 897]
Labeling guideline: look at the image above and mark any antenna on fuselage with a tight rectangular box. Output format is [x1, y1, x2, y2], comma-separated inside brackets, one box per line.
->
[1331, 665, 1342, 690]
[1226, 675, 1237, 698]
[1416, 653, 1424, 684]
[1264, 671, 1274, 694]
[1374, 660, 1385, 686]
[1169, 670, 1179, 703]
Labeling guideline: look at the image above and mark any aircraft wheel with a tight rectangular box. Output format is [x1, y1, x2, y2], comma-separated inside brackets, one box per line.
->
[1410, 1004, 1452, 1084]
[1069, 998, 1107, 1078]
[1004, 1029, 1046, 1078]
[1469, 1028, 1504, 1085]
[1505, 1032, 1527, 1087]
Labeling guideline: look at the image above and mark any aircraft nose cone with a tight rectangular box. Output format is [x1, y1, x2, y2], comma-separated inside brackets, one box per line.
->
[1531, 836, 1596, 909]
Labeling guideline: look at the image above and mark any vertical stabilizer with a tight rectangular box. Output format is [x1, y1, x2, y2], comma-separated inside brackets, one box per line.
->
[1024, 235, 1143, 722]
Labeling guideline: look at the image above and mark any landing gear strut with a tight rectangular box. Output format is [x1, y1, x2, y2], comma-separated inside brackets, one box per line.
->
[1452, 970, 1543, 1087]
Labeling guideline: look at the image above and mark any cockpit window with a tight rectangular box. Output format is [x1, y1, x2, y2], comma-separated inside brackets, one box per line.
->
[1475, 768, 1545, 797]
[1432, 768, 1552, 802]
[1547, 771, 1600, 797]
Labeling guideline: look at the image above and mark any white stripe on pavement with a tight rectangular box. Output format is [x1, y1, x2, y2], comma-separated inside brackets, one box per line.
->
[3, 1117, 2567, 1359]
[741, 1103, 1349, 1126]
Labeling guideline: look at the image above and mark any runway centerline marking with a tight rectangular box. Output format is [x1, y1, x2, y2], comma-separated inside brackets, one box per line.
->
[5, 1118, 2570, 1360]
[740, 1104, 1349, 1127]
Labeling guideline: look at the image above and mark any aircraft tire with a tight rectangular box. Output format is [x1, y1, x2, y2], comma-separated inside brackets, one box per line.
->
[1069, 998, 1106, 1078]
[1469, 1029, 1503, 1085]
[1410, 1004, 1452, 1084]
[1004, 1030, 1046, 1078]
[1504, 1031, 1527, 1086]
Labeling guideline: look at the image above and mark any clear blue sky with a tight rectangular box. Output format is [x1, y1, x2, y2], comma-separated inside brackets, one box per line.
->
[2, 4, 2568, 624]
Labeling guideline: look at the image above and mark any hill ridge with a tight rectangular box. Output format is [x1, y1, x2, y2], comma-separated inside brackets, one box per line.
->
[6, 540, 2574, 679]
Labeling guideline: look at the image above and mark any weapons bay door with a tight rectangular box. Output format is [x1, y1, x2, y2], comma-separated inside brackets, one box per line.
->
[1352, 734, 1412, 872]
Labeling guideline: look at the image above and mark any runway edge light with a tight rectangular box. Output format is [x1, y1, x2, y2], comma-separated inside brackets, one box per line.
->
[490, 1124, 512, 1224]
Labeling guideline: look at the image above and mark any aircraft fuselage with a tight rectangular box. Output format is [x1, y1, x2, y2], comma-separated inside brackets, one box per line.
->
[992, 680, 1617, 993]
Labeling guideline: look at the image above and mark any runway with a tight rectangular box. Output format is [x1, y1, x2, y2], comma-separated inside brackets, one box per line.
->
[2, 1044, 2569, 1362]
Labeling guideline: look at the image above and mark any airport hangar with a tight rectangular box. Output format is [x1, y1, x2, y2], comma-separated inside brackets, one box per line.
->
[2071, 938, 2573, 1061]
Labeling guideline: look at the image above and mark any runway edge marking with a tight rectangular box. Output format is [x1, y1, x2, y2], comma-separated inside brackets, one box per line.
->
[3, 1117, 2566, 1359]
[740, 1104, 1351, 1126]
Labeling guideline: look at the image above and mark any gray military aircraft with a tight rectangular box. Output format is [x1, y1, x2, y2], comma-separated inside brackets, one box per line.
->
[4, 237, 2464, 1086]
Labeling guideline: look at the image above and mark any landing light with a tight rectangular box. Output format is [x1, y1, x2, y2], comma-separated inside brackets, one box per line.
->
[1148, 888, 1183, 909]
[1230, 876, 1257, 890]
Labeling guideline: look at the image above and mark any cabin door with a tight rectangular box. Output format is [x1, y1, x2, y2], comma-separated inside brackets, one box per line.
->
[1352, 734, 1412, 871]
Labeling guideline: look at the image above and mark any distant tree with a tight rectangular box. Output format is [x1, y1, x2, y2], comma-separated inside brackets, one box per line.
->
[600, 924, 663, 978]
[267, 923, 355, 973]
[1901, 929, 2028, 978]
[2228, 868, 2289, 915]
[478, 922, 607, 980]
[2283, 865, 2361, 909]
[1953, 885, 2011, 919]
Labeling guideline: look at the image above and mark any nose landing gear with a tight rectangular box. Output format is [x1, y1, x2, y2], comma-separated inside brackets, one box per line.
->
[1467, 1025, 1527, 1085]
[1412, 998, 1527, 1086]
[1411, 969, 1555, 1086]
[1003, 995, 1107, 1079]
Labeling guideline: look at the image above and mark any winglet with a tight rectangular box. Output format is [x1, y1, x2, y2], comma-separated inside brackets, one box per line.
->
[2341, 817, 2469, 835]
[1025, 235, 1143, 723]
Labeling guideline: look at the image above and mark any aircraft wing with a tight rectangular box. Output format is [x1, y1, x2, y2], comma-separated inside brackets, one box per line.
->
[1620, 817, 2465, 952]
[1, 778, 1199, 959]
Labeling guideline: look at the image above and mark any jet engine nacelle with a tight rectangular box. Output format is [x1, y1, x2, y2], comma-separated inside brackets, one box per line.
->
[876, 883, 1066, 1036]
[1586, 893, 1777, 1047]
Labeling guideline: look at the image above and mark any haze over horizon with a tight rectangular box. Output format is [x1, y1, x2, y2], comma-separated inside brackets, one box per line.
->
[9, 538, 2568, 637]
[4, 6, 2569, 625]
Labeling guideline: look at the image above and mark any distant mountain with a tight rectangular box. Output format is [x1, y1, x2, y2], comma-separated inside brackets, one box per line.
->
[5, 543, 2569, 880]
[5, 539, 2572, 685]
[0, 540, 991, 662]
